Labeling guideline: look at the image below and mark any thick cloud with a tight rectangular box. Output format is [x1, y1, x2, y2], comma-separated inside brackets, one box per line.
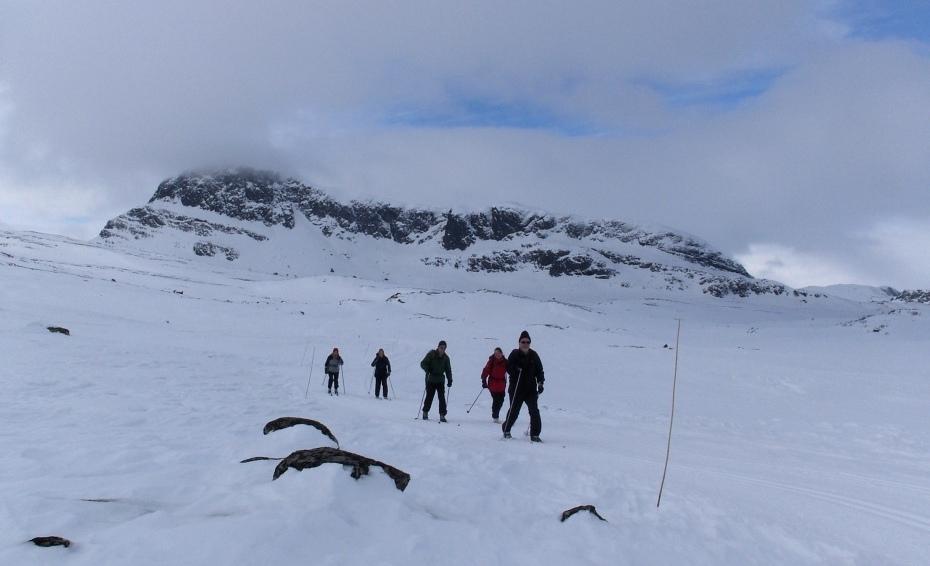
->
[1, 1, 928, 287]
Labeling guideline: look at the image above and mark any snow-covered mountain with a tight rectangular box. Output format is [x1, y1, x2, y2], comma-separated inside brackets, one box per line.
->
[3, 168, 929, 565]
[96, 168, 795, 299]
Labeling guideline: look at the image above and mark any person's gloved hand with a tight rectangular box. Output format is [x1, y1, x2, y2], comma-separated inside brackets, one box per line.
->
[537, 383, 544, 395]
[481, 380, 488, 389]
[447, 379, 453, 388]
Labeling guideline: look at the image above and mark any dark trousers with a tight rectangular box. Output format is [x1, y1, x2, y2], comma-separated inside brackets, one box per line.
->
[422, 382, 447, 415]
[490, 392, 505, 419]
[327, 372, 339, 391]
[375, 375, 388, 398]
[502, 388, 541, 436]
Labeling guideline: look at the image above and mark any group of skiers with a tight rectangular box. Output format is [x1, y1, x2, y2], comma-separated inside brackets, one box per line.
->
[324, 347, 393, 398]
[322, 329, 545, 441]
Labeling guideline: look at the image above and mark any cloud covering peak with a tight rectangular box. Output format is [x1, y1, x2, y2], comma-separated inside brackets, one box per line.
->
[1, 1, 928, 287]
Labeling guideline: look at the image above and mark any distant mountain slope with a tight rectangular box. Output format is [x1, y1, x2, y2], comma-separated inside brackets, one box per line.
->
[801, 284, 930, 305]
[98, 168, 795, 299]
[799, 284, 899, 303]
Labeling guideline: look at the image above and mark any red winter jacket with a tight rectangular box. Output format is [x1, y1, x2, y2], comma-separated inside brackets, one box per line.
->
[481, 356, 508, 394]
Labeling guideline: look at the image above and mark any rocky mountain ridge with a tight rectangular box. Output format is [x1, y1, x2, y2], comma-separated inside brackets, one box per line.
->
[895, 289, 930, 304]
[98, 168, 791, 298]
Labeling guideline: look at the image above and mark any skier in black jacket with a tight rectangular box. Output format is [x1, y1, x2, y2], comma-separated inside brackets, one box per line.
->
[371, 349, 392, 399]
[324, 348, 343, 396]
[502, 330, 545, 441]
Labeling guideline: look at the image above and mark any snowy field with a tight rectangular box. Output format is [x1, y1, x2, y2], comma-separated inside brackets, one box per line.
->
[2, 228, 929, 565]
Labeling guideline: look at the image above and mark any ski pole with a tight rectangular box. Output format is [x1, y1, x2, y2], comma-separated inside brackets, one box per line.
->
[525, 376, 538, 438]
[388, 376, 398, 400]
[466, 388, 485, 413]
[364, 343, 372, 395]
[502, 368, 523, 433]
[342, 369, 347, 394]
[657, 319, 682, 509]
[414, 377, 428, 419]
[369, 371, 375, 395]
[304, 347, 317, 398]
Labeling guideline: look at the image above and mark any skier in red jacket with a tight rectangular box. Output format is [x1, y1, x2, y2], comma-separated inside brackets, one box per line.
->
[481, 347, 509, 423]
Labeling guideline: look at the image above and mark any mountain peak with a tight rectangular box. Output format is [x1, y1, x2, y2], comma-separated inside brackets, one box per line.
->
[97, 168, 783, 298]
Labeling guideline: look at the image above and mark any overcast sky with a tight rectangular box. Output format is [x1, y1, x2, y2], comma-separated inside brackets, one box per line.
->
[1, 1, 929, 288]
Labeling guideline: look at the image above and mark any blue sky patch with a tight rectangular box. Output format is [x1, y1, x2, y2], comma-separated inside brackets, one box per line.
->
[383, 96, 597, 136]
[833, 0, 930, 43]
[641, 68, 785, 109]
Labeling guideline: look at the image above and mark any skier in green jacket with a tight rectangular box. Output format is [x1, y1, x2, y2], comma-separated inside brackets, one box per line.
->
[420, 340, 452, 422]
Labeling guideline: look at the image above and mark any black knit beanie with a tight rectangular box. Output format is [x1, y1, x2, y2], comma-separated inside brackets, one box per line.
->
[519, 330, 531, 343]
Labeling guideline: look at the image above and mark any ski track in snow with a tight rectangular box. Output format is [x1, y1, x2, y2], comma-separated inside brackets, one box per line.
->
[1, 230, 929, 565]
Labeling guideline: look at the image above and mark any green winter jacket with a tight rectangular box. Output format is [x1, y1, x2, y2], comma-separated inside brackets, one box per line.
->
[420, 349, 452, 385]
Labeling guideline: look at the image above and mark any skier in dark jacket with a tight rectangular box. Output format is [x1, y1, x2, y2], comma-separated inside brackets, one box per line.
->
[420, 340, 452, 422]
[502, 330, 544, 441]
[371, 348, 392, 399]
[325, 348, 344, 396]
[481, 347, 509, 422]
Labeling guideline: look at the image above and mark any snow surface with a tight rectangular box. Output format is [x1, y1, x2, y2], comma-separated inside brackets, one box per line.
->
[2, 228, 930, 565]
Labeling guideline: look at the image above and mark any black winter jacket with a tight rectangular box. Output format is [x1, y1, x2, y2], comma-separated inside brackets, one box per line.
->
[371, 356, 392, 378]
[506, 348, 544, 393]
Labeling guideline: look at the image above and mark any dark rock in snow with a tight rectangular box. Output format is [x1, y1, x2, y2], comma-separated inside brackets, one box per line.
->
[272, 447, 410, 491]
[699, 276, 789, 298]
[47, 326, 70, 336]
[100, 206, 266, 242]
[193, 241, 239, 261]
[262, 417, 339, 447]
[240, 456, 281, 463]
[29, 536, 71, 548]
[560, 505, 607, 523]
[894, 289, 930, 304]
[441, 210, 475, 250]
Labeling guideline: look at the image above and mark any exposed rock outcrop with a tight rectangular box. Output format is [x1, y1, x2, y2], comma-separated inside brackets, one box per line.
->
[271, 447, 410, 492]
[29, 536, 71, 548]
[560, 505, 607, 523]
[262, 417, 339, 448]
[895, 289, 930, 304]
